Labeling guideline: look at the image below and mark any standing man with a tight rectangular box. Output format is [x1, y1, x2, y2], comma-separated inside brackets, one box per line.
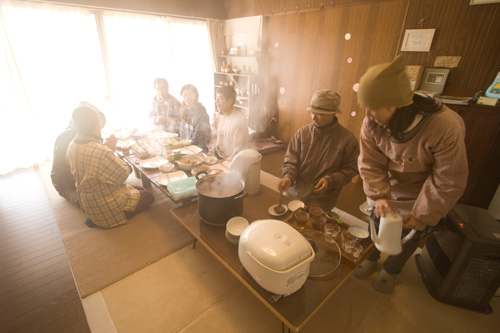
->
[148, 78, 181, 133]
[277, 90, 359, 211]
[212, 86, 249, 161]
[67, 105, 155, 228]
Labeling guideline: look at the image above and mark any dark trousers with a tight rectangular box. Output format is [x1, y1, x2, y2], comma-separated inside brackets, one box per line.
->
[366, 211, 425, 275]
[124, 186, 155, 219]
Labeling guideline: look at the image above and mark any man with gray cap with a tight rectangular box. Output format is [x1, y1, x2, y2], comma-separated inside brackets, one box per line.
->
[277, 90, 359, 211]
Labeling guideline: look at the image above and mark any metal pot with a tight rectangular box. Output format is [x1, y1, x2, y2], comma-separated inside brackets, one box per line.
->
[195, 171, 248, 225]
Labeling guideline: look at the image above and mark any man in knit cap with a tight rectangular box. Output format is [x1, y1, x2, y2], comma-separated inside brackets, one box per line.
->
[277, 89, 359, 211]
[354, 55, 468, 292]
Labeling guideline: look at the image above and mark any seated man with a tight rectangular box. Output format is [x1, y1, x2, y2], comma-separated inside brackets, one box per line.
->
[67, 105, 154, 228]
[50, 101, 105, 208]
[148, 78, 181, 133]
[277, 90, 360, 211]
[212, 86, 249, 161]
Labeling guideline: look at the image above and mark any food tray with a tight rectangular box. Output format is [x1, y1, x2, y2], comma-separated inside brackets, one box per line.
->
[166, 176, 197, 201]
[285, 206, 374, 268]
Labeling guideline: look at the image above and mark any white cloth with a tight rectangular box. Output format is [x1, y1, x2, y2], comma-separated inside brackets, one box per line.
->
[213, 108, 249, 161]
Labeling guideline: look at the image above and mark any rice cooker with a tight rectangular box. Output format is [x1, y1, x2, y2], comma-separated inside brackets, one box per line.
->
[238, 220, 314, 296]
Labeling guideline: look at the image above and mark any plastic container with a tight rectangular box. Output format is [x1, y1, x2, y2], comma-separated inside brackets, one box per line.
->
[166, 177, 197, 201]
[485, 71, 500, 99]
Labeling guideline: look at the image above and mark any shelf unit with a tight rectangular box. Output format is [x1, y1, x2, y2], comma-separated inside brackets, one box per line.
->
[213, 55, 264, 128]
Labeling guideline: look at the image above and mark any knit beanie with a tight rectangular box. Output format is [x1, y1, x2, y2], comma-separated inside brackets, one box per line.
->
[357, 55, 414, 109]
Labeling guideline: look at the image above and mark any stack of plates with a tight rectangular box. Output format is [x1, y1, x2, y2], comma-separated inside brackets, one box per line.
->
[226, 217, 249, 246]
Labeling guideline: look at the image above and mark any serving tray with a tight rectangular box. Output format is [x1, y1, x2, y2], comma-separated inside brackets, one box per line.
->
[285, 206, 374, 268]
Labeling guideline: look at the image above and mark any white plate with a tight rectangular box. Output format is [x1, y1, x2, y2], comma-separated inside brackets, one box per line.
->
[157, 171, 188, 186]
[268, 204, 288, 216]
[179, 145, 203, 155]
[288, 200, 304, 211]
[359, 201, 373, 216]
[138, 156, 169, 169]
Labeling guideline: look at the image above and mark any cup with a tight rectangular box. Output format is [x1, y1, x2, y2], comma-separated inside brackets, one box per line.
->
[295, 210, 309, 229]
[325, 211, 339, 224]
[311, 215, 326, 231]
[340, 230, 353, 251]
[324, 224, 341, 242]
[309, 206, 324, 218]
[344, 240, 363, 258]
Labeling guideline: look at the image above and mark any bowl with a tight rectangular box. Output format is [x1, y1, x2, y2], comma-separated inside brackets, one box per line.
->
[180, 139, 191, 146]
[159, 163, 175, 173]
[204, 156, 218, 165]
[233, 69, 242, 74]
[226, 216, 249, 237]
[176, 155, 203, 171]
[348, 225, 370, 240]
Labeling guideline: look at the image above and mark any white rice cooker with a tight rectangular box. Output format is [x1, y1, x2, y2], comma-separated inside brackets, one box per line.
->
[238, 220, 314, 296]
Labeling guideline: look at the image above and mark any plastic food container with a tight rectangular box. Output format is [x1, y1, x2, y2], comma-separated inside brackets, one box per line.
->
[166, 177, 197, 201]
[239, 220, 314, 296]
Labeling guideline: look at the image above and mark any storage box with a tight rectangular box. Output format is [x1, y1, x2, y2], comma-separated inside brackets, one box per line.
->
[166, 177, 197, 201]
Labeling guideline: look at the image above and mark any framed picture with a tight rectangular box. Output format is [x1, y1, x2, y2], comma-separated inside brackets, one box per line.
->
[470, 0, 500, 5]
[401, 29, 436, 52]
[229, 47, 239, 56]
[418, 68, 450, 96]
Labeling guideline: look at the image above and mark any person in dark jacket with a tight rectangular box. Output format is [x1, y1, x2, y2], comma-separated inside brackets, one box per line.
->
[179, 84, 211, 151]
[50, 102, 105, 208]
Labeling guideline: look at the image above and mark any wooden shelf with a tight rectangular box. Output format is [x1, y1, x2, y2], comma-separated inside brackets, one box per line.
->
[214, 72, 254, 76]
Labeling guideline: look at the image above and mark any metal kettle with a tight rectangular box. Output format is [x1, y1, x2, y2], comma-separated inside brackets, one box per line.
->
[230, 149, 262, 195]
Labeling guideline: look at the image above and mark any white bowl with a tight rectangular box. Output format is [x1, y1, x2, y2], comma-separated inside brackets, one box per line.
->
[226, 216, 249, 237]
[203, 156, 218, 165]
[159, 163, 175, 173]
[176, 155, 203, 171]
[180, 139, 191, 146]
[288, 200, 304, 211]
[348, 225, 370, 240]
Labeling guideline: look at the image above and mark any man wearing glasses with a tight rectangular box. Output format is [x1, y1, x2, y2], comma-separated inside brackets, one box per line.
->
[277, 90, 359, 211]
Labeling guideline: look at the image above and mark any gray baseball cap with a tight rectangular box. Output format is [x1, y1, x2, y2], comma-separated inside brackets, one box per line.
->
[306, 89, 342, 114]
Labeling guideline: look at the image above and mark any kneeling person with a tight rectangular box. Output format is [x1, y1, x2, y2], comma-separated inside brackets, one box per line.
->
[67, 105, 154, 228]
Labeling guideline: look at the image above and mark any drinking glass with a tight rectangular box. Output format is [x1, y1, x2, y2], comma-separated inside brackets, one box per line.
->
[311, 215, 326, 231]
[340, 230, 353, 251]
[294, 211, 309, 230]
[324, 224, 341, 242]
[309, 206, 324, 218]
[344, 240, 363, 258]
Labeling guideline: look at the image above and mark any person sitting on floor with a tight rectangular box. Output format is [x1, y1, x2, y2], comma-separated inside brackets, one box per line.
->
[148, 78, 182, 133]
[66, 105, 155, 228]
[277, 89, 360, 211]
[211, 85, 249, 161]
[50, 102, 106, 208]
[179, 84, 211, 151]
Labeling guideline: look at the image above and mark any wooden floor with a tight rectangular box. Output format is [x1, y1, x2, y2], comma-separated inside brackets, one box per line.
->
[0, 149, 364, 333]
[0, 166, 90, 333]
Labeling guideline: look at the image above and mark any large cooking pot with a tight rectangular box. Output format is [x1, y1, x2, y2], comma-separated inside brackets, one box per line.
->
[195, 171, 248, 225]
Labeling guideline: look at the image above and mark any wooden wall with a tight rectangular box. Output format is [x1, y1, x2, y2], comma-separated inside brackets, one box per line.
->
[42, 0, 226, 19]
[262, 0, 409, 142]
[225, 0, 500, 143]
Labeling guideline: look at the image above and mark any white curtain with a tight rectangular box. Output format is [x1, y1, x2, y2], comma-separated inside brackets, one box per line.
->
[168, 17, 214, 117]
[103, 12, 214, 126]
[0, 0, 106, 174]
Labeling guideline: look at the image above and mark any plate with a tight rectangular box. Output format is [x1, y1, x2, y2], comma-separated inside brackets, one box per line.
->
[359, 201, 373, 216]
[288, 200, 304, 211]
[179, 145, 203, 155]
[269, 204, 288, 216]
[139, 156, 169, 169]
[157, 171, 188, 186]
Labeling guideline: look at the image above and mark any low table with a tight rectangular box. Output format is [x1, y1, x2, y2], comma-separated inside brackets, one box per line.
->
[170, 183, 367, 332]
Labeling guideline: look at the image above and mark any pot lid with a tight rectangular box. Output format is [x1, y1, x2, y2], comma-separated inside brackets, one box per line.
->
[240, 220, 313, 271]
[196, 173, 243, 198]
[300, 230, 341, 277]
